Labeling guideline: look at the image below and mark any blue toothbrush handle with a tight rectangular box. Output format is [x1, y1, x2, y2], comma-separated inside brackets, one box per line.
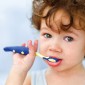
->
[3, 46, 59, 63]
[4, 46, 29, 55]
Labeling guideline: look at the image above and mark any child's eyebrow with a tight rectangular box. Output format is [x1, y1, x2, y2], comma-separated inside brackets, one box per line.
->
[67, 30, 79, 37]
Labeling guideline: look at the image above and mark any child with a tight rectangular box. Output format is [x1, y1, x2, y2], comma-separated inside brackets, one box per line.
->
[6, 0, 85, 85]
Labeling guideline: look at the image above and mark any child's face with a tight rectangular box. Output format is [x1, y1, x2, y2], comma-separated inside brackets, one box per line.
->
[39, 8, 85, 71]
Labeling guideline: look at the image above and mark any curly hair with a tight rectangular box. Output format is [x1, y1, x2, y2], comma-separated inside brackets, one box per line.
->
[32, 0, 85, 32]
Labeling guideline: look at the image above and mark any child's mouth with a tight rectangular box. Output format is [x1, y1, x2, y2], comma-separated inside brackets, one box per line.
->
[44, 56, 62, 67]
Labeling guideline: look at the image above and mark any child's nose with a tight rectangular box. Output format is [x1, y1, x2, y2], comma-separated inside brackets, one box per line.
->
[49, 40, 62, 53]
[49, 45, 62, 53]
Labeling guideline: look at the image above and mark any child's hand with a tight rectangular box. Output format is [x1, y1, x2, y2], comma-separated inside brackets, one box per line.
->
[12, 40, 38, 72]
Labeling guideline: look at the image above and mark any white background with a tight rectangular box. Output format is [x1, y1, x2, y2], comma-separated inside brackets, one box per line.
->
[0, 0, 47, 84]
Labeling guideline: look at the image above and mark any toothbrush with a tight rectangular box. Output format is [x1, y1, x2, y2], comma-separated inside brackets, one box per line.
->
[3, 46, 59, 63]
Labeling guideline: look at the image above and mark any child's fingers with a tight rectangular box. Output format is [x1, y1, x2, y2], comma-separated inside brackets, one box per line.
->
[34, 40, 38, 52]
[22, 40, 36, 68]
[27, 40, 36, 57]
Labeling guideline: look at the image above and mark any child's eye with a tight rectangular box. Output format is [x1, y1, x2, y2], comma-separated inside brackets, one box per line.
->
[64, 36, 74, 42]
[44, 33, 52, 38]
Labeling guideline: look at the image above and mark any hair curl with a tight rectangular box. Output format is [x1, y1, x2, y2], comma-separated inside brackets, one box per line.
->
[32, 0, 85, 32]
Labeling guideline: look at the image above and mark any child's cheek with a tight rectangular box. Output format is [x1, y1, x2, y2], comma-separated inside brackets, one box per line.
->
[40, 37, 47, 47]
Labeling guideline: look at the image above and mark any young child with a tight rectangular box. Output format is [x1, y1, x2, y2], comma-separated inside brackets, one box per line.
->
[6, 0, 85, 85]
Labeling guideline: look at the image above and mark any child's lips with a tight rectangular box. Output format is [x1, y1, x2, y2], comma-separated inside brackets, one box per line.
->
[45, 56, 62, 67]
[45, 59, 62, 67]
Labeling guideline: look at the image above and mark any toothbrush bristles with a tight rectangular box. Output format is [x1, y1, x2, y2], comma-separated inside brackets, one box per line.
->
[36, 52, 58, 63]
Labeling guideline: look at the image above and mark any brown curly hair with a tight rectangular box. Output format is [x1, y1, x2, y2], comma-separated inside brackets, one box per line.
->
[32, 0, 85, 32]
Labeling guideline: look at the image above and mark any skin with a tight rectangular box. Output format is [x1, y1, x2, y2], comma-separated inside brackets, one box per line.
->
[6, 7, 85, 85]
